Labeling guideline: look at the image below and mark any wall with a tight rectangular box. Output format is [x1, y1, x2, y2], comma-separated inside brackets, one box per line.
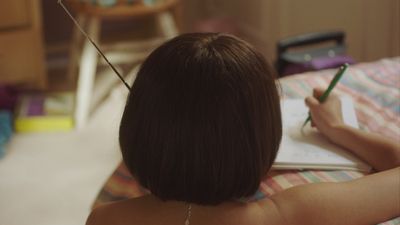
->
[183, 0, 400, 62]
[42, 0, 400, 62]
[0, 0, 47, 89]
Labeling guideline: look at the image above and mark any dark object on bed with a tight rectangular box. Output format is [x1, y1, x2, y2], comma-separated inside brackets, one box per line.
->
[276, 31, 355, 77]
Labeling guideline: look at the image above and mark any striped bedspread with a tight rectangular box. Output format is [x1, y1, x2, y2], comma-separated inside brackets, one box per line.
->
[93, 58, 400, 224]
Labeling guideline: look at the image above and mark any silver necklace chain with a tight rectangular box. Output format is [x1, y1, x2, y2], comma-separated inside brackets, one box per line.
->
[184, 204, 192, 225]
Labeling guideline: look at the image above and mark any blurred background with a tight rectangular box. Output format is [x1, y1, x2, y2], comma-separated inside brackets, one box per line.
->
[0, 0, 399, 224]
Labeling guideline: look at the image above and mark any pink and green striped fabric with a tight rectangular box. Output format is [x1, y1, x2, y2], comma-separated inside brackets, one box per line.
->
[93, 58, 400, 224]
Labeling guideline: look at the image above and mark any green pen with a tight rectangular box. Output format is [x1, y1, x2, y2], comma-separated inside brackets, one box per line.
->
[302, 63, 349, 128]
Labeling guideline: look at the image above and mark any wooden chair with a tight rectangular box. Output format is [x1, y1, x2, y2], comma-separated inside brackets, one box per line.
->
[66, 0, 180, 128]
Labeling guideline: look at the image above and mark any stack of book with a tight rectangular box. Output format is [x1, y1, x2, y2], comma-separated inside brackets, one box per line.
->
[14, 92, 74, 133]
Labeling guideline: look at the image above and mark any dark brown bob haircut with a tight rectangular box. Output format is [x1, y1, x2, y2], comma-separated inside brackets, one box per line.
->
[119, 33, 282, 205]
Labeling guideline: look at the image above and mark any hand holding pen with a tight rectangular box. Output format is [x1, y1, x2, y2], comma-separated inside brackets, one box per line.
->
[302, 64, 349, 128]
[305, 88, 345, 141]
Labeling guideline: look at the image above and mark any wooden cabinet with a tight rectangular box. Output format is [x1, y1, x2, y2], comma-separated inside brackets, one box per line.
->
[183, 0, 400, 62]
[0, 0, 47, 89]
[0, 0, 30, 29]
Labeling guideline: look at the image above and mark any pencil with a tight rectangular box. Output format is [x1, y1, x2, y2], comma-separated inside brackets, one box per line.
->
[302, 63, 349, 128]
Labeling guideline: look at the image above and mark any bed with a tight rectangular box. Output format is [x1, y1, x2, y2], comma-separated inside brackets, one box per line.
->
[92, 57, 400, 224]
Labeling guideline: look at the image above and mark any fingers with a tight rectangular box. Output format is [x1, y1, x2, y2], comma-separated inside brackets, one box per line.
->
[313, 88, 325, 99]
[313, 87, 340, 100]
[306, 92, 320, 128]
[305, 96, 319, 108]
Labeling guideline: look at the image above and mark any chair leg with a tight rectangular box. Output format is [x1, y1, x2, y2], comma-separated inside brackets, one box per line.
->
[74, 17, 101, 129]
[67, 14, 87, 85]
[157, 11, 179, 39]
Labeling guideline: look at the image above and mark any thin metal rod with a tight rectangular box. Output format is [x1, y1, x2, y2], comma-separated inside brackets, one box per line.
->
[58, 0, 131, 91]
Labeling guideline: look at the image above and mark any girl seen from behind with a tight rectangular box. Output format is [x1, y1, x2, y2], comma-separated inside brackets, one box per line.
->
[87, 33, 400, 225]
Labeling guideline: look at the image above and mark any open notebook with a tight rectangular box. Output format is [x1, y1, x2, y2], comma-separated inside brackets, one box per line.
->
[273, 97, 372, 172]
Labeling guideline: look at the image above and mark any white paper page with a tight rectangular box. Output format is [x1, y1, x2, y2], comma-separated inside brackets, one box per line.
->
[274, 97, 371, 172]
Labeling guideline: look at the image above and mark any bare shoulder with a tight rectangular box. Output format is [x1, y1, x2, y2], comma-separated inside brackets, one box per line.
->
[87, 169, 399, 225]
[86, 203, 110, 225]
[268, 182, 347, 225]
[86, 198, 147, 225]
[256, 184, 337, 225]
[86, 201, 125, 225]
[268, 168, 400, 225]
[255, 197, 289, 225]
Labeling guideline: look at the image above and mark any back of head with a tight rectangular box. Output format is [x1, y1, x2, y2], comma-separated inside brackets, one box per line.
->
[119, 33, 282, 205]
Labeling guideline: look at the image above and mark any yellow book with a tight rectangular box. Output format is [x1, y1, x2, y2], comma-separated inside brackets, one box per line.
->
[15, 92, 74, 132]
